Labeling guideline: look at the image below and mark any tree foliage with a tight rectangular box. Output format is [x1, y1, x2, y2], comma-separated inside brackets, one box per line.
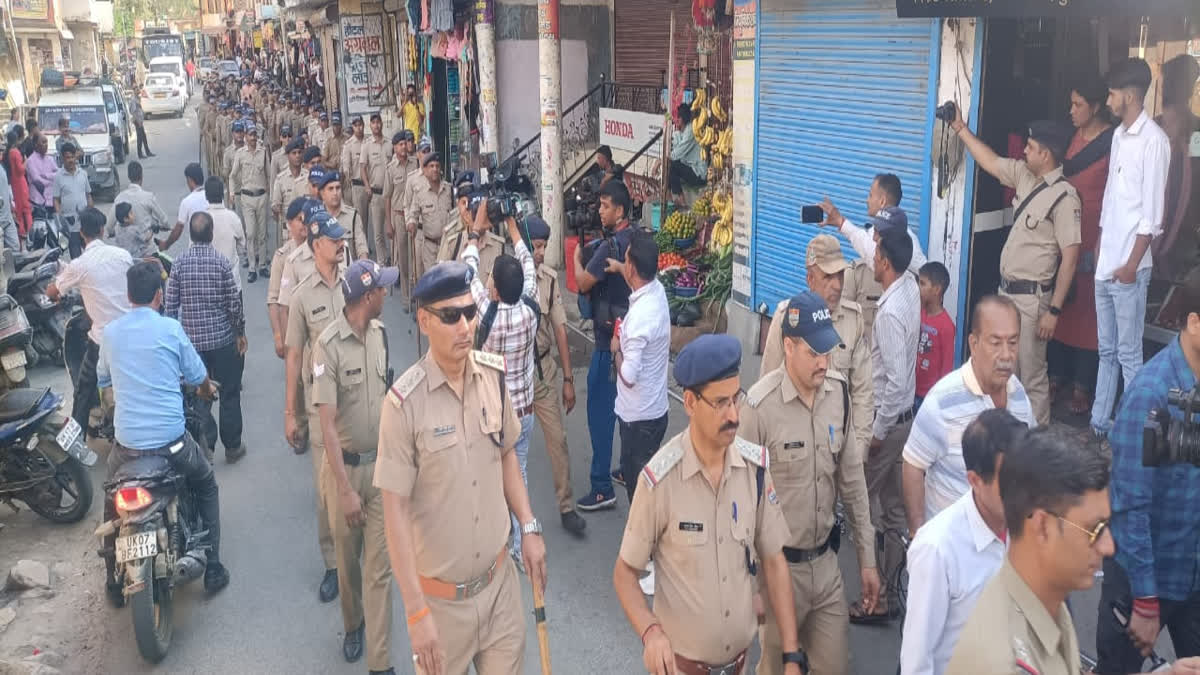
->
[113, 0, 200, 36]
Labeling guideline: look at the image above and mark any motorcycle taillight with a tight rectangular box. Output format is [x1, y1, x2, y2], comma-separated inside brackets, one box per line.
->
[114, 486, 152, 511]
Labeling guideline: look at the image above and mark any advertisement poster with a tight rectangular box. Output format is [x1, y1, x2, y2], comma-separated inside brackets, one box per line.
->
[733, 0, 756, 61]
[11, 0, 50, 22]
[341, 14, 389, 115]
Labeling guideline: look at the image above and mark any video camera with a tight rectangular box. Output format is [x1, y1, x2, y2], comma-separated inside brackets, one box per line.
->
[464, 153, 537, 227]
[1143, 387, 1200, 467]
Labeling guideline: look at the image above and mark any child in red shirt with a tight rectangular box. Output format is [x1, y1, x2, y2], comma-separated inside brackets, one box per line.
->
[916, 262, 955, 407]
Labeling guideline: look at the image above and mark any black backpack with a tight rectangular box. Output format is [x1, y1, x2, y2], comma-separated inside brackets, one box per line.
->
[474, 296, 541, 353]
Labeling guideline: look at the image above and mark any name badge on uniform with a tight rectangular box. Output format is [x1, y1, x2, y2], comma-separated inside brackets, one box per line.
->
[311, 305, 326, 316]
[784, 441, 805, 449]
[678, 522, 703, 532]
[345, 367, 362, 376]
[433, 425, 456, 437]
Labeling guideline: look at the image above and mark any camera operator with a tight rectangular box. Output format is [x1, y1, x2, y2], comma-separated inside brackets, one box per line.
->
[948, 103, 1082, 428]
[1095, 267, 1200, 674]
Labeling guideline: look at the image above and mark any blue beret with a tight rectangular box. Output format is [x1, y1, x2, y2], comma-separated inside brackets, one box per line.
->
[286, 137, 305, 153]
[779, 291, 841, 354]
[302, 146, 322, 163]
[1027, 120, 1072, 160]
[674, 334, 741, 389]
[414, 262, 473, 305]
[231, 119, 245, 132]
[524, 215, 550, 242]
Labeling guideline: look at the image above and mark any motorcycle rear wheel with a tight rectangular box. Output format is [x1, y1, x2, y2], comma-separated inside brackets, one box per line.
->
[23, 456, 93, 524]
[130, 558, 173, 663]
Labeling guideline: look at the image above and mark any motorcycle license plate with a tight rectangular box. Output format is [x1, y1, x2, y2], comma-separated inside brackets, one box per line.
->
[55, 417, 82, 451]
[1, 349, 26, 371]
[115, 532, 158, 564]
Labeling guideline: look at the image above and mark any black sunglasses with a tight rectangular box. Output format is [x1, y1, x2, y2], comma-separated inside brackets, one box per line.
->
[423, 304, 478, 325]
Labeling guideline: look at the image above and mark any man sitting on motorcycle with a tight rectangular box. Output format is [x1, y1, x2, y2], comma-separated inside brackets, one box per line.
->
[97, 261, 230, 602]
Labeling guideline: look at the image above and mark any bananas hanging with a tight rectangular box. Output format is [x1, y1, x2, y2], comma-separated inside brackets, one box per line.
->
[708, 189, 735, 250]
[691, 89, 732, 178]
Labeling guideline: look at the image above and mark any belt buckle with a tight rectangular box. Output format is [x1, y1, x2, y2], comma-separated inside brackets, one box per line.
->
[456, 573, 489, 600]
[710, 663, 737, 675]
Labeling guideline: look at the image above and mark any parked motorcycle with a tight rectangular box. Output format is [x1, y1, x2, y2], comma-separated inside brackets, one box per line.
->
[7, 248, 72, 367]
[0, 387, 96, 523]
[0, 294, 32, 388]
[28, 204, 64, 252]
[95, 387, 210, 664]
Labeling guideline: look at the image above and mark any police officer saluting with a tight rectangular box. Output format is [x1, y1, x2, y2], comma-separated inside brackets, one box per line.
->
[312, 258, 398, 671]
[952, 107, 1081, 427]
[614, 334, 807, 675]
[374, 262, 547, 675]
[741, 292, 879, 675]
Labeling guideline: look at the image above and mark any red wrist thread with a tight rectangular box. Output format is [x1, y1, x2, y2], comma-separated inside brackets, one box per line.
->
[1132, 597, 1160, 618]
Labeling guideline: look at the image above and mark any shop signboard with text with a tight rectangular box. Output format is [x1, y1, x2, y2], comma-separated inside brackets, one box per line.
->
[340, 14, 389, 115]
[598, 107, 663, 159]
[896, 0, 1195, 17]
[12, 0, 51, 22]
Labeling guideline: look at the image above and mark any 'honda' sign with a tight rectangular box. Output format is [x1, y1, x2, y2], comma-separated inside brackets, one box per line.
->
[598, 108, 664, 159]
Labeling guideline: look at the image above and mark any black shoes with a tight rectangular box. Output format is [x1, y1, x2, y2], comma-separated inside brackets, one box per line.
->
[258, 266, 270, 278]
[106, 581, 125, 608]
[319, 568, 338, 603]
[247, 271, 258, 283]
[343, 622, 364, 662]
[561, 510, 587, 537]
[204, 561, 230, 594]
[225, 443, 246, 464]
[369, 669, 395, 674]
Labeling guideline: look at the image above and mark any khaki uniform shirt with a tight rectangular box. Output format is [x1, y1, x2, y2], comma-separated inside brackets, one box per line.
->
[218, 119, 233, 157]
[383, 155, 418, 213]
[310, 125, 331, 155]
[230, 144, 269, 194]
[272, 167, 309, 219]
[312, 315, 389, 454]
[284, 268, 346, 392]
[740, 369, 874, 564]
[438, 229, 505, 289]
[619, 431, 790, 665]
[268, 238, 300, 305]
[947, 561, 1081, 675]
[328, 204, 368, 260]
[342, 136, 366, 187]
[278, 242, 315, 308]
[222, 142, 243, 184]
[306, 119, 321, 145]
[360, 136, 390, 190]
[373, 350, 519, 582]
[759, 297, 874, 451]
[994, 161, 1082, 283]
[843, 260, 882, 341]
[436, 214, 465, 262]
[535, 264, 567, 379]
[406, 173, 453, 241]
[323, 132, 344, 172]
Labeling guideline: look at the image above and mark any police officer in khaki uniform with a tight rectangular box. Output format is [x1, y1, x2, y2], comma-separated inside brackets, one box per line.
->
[222, 119, 246, 189]
[323, 112, 345, 172]
[314, 168, 368, 261]
[209, 102, 228, 177]
[269, 197, 314, 363]
[524, 216, 587, 535]
[272, 124, 294, 178]
[311, 110, 332, 156]
[284, 210, 347, 604]
[441, 194, 505, 288]
[741, 292, 879, 675]
[196, 96, 212, 161]
[374, 261, 547, 675]
[313, 258, 398, 671]
[406, 152, 453, 279]
[343, 115, 369, 230]
[952, 111, 1081, 427]
[615, 334, 806, 675]
[947, 432, 1111, 675]
[382, 130, 417, 296]
[230, 122, 271, 279]
[273, 138, 309, 245]
[360, 113, 391, 262]
[435, 174, 473, 266]
[760, 234, 874, 455]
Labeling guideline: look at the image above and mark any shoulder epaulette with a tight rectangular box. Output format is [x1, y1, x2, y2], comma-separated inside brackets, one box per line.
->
[825, 369, 847, 384]
[839, 298, 862, 314]
[641, 440, 684, 488]
[386, 363, 426, 407]
[735, 436, 769, 469]
[746, 369, 782, 408]
[472, 350, 506, 372]
[315, 318, 342, 346]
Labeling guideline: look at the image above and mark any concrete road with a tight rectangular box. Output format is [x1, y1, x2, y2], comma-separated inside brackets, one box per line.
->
[2, 98, 1172, 674]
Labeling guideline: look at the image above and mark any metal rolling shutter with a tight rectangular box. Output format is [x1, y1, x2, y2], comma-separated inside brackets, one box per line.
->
[751, 0, 938, 311]
[614, 0, 699, 87]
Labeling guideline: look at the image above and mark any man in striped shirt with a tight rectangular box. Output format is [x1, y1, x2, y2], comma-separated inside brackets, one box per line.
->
[902, 295, 1035, 534]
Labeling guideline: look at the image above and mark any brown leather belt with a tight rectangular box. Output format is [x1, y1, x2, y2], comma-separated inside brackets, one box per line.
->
[515, 404, 534, 418]
[351, 179, 364, 186]
[418, 549, 506, 601]
[1000, 278, 1054, 295]
[239, 189, 266, 197]
[371, 187, 383, 195]
[675, 650, 747, 675]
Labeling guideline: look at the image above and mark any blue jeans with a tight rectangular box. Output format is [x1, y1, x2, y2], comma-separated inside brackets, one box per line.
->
[509, 414, 534, 558]
[586, 349, 618, 496]
[1091, 267, 1150, 434]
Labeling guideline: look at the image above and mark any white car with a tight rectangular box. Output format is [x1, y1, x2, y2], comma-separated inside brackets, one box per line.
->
[148, 56, 189, 99]
[217, 60, 239, 80]
[141, 73, 184, 117]
[197, 57, 216, 80]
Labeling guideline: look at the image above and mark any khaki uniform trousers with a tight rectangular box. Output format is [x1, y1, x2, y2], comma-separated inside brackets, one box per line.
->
[303, 381, 336, 569]
[865, 418, 911, 606]
[415, 555, 526, 675]
[369, 190, 388, 263]
[532, 359, 573, 513]
[758, 550, 848, 675]
[352, 185, 371, 254]
[391, 214, 412, 299]
[417, 237, 439, 279]
[321, 459, 393, 671]
[1001, 288, 1052, 427]
[238, 192, 269, 269]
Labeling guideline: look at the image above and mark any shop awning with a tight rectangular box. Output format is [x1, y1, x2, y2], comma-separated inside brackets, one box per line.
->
[896, 0, 1198, 18]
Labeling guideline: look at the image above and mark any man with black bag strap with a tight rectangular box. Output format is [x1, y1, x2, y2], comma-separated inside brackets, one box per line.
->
[740, 292, 879, 675]
[952, 106, 1081, 427]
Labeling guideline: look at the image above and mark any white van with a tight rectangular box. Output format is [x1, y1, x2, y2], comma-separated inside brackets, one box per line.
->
[148, 56, 188, 100]
[36, 79, 120, 200]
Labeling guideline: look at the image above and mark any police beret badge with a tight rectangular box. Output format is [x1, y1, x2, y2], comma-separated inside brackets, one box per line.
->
[787, 307, 800, 328]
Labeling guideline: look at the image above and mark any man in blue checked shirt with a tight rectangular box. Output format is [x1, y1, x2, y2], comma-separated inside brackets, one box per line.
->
[1096, 267, 1200, 673]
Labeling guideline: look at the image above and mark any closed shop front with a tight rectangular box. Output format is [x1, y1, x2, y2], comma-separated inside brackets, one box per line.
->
[613, 0, 698, 87]
[750, 0, 939, 311]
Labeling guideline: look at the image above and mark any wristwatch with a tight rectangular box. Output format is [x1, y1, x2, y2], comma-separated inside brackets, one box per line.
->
[782, 651, 809, 673]
[520, 518, 543, 536]
[1048, 305, 1062, 316]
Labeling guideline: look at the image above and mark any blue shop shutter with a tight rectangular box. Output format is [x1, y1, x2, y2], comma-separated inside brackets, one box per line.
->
[752, 0, 938, 312]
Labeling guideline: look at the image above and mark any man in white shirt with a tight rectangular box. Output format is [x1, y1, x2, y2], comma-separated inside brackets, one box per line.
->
[160, 163, 211, 252]
[202, 176, 247, 290]
[1091, 57, 1170, 436]
[821, 194, 927, 277]
[900, 408, 1024, 675]
[47, 208, 133, 434]
[902, 295, 1036, 531]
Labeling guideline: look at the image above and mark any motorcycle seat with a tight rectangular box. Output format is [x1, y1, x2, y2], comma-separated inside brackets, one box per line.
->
[7, 270, 36, 289]
[0, 388, 50, 423]
[12, 251, 43, 269]
[110, 455, 173, 483]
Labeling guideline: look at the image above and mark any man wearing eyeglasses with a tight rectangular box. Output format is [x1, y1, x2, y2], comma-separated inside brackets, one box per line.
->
[740, 291, 878, 675]
[374, 261, 546, 675]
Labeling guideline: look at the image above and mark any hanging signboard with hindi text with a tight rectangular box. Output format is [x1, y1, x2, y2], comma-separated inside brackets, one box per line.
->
[340, 14, 388, 115]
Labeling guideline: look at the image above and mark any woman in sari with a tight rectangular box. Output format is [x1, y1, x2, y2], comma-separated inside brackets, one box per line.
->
[1049, 74, 1112, 416]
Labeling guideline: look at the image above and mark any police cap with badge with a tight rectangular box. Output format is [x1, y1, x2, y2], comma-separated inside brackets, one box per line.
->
[413, 262, 474, 308]
[343, 259, 400, 302]
[781, 291, 842, 354]
[307, 211, 346, 245]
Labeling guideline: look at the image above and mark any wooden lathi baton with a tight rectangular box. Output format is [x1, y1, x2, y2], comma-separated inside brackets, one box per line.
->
[532, 578, 552, 674]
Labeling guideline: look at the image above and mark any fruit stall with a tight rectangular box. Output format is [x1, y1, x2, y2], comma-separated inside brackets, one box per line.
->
[655, 189, 735, 350]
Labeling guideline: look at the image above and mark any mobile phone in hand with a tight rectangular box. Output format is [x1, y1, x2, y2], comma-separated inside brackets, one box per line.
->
[801, 205, 824, 224]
